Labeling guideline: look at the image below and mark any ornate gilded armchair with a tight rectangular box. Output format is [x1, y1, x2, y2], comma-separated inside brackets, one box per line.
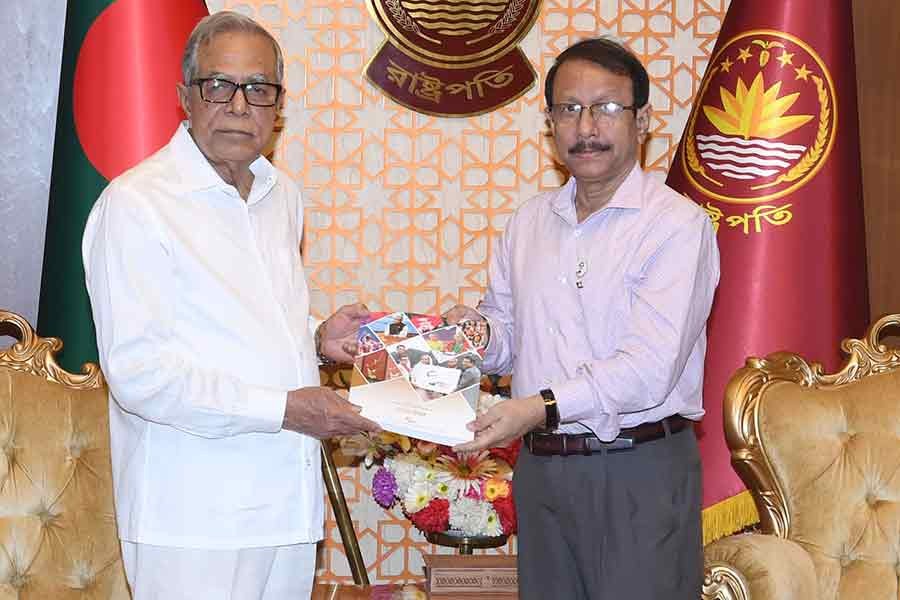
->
[702, 314, 900, 600]
[0, 310, 127, 598]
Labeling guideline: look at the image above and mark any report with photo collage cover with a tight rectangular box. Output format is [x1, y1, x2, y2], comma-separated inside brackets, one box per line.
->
[348, 312, 489, 445]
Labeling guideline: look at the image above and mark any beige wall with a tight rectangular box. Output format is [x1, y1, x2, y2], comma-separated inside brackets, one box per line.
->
[205, 0, 732, 583]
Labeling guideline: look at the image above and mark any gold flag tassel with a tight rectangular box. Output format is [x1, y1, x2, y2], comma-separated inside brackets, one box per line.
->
[701, 490, 759, 546]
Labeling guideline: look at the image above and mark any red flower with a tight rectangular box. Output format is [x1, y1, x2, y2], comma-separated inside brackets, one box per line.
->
[492, 494, 517, 535]
[407, 498, 450, 534]
[489, 439, 521, 467]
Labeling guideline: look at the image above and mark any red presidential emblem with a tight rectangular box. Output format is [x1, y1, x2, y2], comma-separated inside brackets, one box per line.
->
[365, 0, 541, 117]
[681, 30, 837, 204]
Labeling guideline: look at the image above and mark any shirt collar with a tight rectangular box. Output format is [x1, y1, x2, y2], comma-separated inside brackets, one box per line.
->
[551, 162, 645, 224]
[170, 121, 277, 204]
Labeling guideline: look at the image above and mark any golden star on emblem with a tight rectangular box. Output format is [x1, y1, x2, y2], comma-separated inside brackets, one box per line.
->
[720, 57, 734, 73]
[737, 47, 753, 63]
[776, 51, 795, 67]
[794, 64, 812, 81]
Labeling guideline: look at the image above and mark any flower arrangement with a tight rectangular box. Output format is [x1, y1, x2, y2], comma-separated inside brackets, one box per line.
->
[340, 402, 520, 539]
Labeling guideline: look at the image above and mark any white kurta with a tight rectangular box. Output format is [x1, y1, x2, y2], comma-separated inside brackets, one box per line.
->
[83, 123, 324, 549]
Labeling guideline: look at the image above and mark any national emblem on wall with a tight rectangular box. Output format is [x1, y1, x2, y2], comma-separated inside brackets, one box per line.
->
[364, 0, 542, 116]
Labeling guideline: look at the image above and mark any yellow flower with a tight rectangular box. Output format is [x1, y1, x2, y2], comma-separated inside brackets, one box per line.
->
[434, 481, 452, 497]
[484, 478, 510, 501]
[379, 432, 412, 452]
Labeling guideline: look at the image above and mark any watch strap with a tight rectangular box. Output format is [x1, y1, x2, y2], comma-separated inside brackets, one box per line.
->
[314, 321, 335, 365]
[539, 388, 560, 430]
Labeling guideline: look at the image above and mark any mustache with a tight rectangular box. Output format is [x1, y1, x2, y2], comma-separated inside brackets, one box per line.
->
[569, 141, 611, 153]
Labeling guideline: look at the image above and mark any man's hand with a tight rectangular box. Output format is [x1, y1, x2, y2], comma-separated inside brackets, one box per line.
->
[453, 394, 545, 453]
[443, 304, 483, 325]
[317, 303, 370, 363]
[283, 387, 380, 439]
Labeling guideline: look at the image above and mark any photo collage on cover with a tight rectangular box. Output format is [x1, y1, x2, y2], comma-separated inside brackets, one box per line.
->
[354, 312, 488, 410]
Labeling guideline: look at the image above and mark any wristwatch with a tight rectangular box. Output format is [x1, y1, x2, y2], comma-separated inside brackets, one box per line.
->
[314, 321, 334, 365]
[539, 388, 560, 430]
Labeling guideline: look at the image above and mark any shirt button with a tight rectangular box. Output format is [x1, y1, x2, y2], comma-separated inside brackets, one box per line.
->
[548, 327, 554, 334]
[559, 275, 567, 284]
[574, 230, 582, 238]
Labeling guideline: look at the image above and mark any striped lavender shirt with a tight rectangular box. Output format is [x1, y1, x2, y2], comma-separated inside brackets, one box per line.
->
[478, 164, 720, 441]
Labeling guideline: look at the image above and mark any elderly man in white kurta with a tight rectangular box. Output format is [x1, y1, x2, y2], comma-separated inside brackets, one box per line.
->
[82, 12, 377, 599]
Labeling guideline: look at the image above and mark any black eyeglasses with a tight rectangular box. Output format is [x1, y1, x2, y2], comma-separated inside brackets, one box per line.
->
[547, 101, 638, 123]
[192, 77, 282, 107]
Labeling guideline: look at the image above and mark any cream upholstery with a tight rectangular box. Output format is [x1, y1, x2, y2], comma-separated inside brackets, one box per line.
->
[0, 311, 128, 599]
[702, 314, 900, 600]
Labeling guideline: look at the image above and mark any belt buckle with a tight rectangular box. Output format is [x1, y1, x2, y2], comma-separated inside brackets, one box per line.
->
[604, 436, 635, 452]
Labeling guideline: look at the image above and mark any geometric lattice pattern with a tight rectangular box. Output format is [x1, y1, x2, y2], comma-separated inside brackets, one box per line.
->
[207, 0, 729, 584]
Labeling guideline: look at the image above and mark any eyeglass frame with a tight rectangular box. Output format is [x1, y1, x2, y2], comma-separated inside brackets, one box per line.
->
[191, 77, 283, 107]
[545, 101, 640, 124]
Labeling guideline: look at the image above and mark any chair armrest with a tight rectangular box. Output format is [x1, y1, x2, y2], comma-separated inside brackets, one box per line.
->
[702, 533, 817, 600]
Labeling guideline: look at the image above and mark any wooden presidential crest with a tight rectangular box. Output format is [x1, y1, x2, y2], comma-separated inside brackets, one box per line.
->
[365, 0, 541, 117]
[681, 30, 837, 233]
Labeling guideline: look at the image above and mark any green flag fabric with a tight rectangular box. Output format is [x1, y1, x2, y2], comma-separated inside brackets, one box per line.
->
[38, 0, 208, 372]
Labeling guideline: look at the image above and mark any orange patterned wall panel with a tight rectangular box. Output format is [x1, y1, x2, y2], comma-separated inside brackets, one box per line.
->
[208, 0, 729, 584]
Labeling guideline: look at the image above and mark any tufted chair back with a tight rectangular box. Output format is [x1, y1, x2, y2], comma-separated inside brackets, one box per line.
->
[702, 314, 900, 600]
[0, 311, 129, 599]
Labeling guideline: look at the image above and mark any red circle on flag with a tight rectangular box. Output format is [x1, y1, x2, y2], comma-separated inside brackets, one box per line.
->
[73, 0, 208, 181]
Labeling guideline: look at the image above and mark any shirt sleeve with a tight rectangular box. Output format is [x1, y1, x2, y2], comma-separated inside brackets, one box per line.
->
[82, 183, 288, 439]
[477, 220, 516, 376]
[552, 210, 720, 433]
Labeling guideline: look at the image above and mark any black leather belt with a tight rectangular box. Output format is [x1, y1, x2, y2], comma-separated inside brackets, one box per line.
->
[523, 415, 691, 456]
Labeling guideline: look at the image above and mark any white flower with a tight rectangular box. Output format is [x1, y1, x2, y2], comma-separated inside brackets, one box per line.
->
[387, 456, 417, 491]
[449, 497, 491, 536]
[482, 506, 503, 536]
[445, 479, 467, 500]
[432, 468, 455, 485]
[403, 481, 433, 513]
[377, 441, 513, 537]
[413, 464, 440, 492]
[433, 480, 452, 498]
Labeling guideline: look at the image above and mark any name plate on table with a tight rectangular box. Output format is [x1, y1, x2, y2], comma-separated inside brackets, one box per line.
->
[424, 555, 518, 597]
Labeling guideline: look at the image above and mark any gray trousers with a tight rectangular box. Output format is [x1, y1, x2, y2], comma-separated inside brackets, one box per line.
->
[513, 426, 702, 600]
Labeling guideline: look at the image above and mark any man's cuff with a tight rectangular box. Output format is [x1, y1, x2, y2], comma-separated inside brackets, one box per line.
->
[479, 313, 501, 362]
[240, 387, 289, 433]
[549, 377, 594, 424]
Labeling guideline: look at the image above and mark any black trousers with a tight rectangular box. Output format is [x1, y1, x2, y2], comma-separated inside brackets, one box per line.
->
[513, 427, 702, 600]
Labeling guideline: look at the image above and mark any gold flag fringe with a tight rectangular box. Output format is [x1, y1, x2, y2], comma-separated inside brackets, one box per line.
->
[702, 490, 759, 546]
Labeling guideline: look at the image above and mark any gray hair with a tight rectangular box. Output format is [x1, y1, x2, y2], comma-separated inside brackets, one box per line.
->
[181, 11, 284, 85]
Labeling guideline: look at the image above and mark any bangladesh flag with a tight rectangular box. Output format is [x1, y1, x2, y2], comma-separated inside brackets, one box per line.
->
[38, 0, 208, 372]
[666, 0, 868, 543]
